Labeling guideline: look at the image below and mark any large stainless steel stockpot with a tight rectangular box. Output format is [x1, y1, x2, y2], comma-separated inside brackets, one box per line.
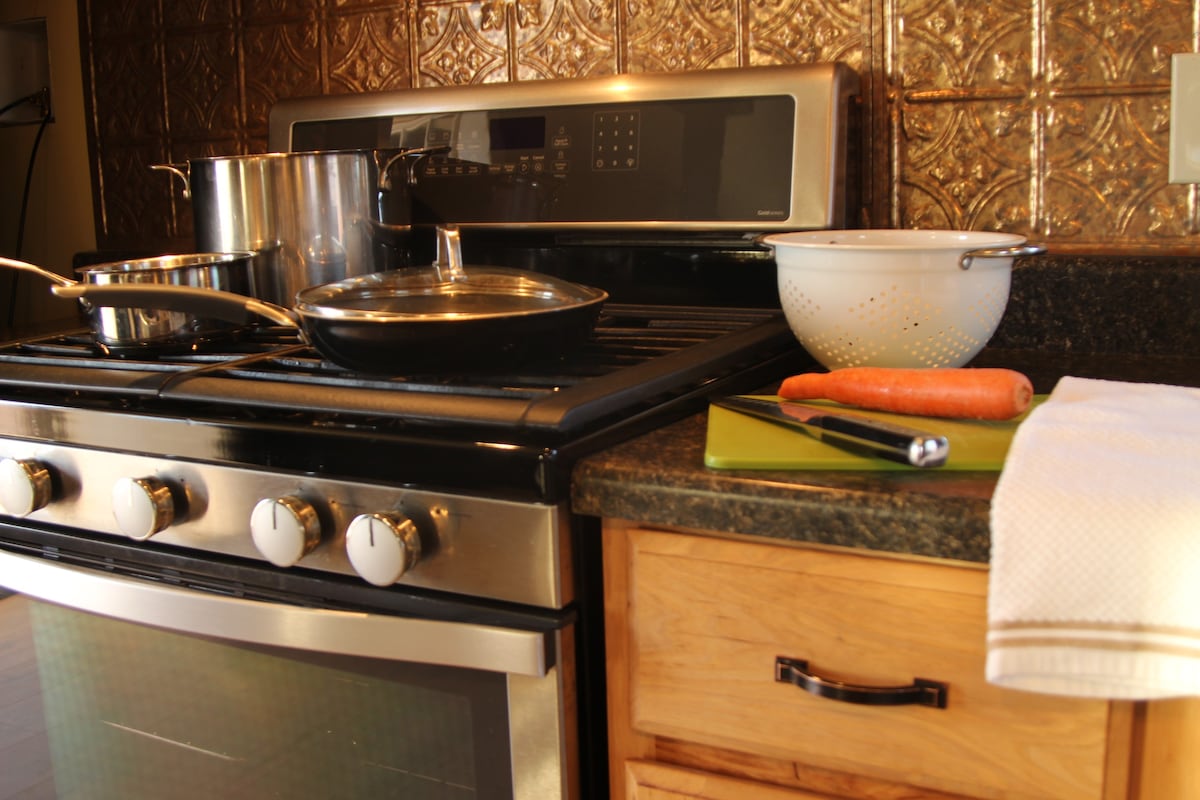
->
[153, 148, 432, 307]
[0, 252, 257, 355]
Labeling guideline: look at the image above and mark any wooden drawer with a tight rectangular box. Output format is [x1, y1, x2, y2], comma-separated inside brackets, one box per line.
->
[626, 760, 833, 799]
[617, 525, 1124, 799]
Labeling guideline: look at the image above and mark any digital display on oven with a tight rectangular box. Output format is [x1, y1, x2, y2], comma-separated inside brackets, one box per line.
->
[488, 115, 545, 150]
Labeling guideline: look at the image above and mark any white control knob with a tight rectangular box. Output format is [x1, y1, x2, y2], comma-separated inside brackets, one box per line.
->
[0, 458, 53, 517]
[111, 477, 175, 540]
[250, 496, 321, 567]
[345, 512, 422, 586]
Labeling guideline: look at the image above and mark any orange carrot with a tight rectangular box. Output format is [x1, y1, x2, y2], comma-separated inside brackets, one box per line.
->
[778, 367, 1034, 420]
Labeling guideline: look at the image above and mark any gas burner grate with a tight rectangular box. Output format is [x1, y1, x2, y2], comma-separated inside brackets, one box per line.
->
[0, 304, 805, 435]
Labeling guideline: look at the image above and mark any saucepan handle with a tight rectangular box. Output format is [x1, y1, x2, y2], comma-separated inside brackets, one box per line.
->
[959, 243, 1046, 270]
[51, 283, 298, 329]
[0, 255, 77, 287]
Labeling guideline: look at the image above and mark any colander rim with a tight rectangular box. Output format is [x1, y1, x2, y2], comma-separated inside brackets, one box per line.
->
[761, 229, 1027, 251]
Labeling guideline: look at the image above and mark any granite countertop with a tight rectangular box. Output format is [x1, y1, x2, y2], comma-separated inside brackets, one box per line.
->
[571, 405, 1001, 562]
[571, 254, 1200, 564]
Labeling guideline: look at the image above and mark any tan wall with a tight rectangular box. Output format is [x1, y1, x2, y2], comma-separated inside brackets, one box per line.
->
[73, 1, 1200, 257]
[0, 0, 93, 333]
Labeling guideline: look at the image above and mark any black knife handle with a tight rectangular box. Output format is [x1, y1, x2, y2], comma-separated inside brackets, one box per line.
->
[814, 413, 949, 467]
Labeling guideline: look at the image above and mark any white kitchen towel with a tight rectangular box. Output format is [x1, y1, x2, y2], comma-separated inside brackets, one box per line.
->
[987, 376, 1200, 699]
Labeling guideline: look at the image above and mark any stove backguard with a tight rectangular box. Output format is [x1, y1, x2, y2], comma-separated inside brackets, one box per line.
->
[269, 63, 860, 233]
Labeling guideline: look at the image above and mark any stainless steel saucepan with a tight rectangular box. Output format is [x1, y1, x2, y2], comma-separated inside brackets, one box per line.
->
[0, 252, 257, 355]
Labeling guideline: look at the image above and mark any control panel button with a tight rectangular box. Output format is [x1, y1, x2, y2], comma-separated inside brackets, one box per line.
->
[345, 511, 423, 586]
[592, 110, 640, 170]
[250, 496, 322, 567]
[112, 477, 175, 540]
[0, 458, 53, 517]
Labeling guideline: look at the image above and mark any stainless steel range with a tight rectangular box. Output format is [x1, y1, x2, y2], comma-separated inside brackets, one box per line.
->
[0, 64, 857, 800]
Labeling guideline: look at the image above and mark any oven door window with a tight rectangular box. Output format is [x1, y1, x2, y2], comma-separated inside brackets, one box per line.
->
[1, 593, 558, 800]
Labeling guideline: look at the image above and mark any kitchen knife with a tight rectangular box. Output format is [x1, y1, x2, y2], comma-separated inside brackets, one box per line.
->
[713, 396, 950, 468]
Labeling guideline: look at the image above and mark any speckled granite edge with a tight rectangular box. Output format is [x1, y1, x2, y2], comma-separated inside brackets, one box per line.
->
[571, 413, 997, 563]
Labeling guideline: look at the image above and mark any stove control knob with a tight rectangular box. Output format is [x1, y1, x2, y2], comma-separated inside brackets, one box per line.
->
[0, 458, 53, 517]
[345, 512, 423, 586]
[112, 477, 175, 541]
[250, 496, 321, 567]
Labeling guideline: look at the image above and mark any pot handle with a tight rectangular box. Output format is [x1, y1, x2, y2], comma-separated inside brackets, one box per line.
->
[150, 162, 192, 199]
[750, 232, 776, 252]
[50, 284, 298, 329]
[376, 145, 452, 191]
[0, 255, 76, 288]
[959, 243, 1046, 270]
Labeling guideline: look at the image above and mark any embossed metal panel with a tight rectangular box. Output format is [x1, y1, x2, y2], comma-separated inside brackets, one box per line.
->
[78, 0, 1194, 253]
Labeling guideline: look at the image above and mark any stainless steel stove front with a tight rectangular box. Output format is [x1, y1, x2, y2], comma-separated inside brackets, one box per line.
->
[0, 446, 568, 610]
[0, 398, 584, 800]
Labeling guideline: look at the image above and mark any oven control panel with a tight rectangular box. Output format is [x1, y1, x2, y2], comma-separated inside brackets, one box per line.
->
[389, 95, 797, 226]
[270, 63, 860, 230]
[0, 441, 571, 610]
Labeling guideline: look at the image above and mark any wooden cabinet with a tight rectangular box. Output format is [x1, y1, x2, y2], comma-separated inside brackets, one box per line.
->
[603, 520, 1198, 799]
[625, 760, 830, 799]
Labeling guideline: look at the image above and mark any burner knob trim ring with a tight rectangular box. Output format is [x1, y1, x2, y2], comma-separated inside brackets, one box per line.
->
[0, 458, 53, 517]
[112, 476, 175, 541]
[250, 496, 322, 567]
[345, 511, 423, 587]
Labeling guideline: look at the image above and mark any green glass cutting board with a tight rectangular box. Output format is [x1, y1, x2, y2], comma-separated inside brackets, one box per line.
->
[704, 395, 1043, 471]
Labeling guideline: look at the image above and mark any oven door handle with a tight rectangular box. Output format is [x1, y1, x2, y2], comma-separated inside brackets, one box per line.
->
[0, 549, 553, 677]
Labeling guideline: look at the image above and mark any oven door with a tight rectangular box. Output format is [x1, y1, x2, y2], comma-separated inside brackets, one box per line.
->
[0, 543, 575, 800]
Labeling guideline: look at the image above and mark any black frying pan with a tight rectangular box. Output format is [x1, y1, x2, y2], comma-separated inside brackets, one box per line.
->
[51, 227, 608, 373]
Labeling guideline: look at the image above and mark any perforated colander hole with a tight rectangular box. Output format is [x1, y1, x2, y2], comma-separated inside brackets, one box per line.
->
[902, 345, 950, 369]
[973, 303, 1002, 326]
[800, 323, 886, 369]
[921, 327, 977, 366]
[787, 288, 822, 321]
[858, 300, 885, 322]
[944, 326, 981, 346]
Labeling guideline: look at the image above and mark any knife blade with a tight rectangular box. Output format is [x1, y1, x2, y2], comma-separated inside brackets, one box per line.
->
[713, 396, 950, 468]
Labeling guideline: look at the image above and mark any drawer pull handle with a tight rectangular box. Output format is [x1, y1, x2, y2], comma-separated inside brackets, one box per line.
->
[775, 657, 948, 708]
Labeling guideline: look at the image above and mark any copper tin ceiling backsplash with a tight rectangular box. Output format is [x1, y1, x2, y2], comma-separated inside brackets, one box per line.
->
[79, 0, 1197, 254]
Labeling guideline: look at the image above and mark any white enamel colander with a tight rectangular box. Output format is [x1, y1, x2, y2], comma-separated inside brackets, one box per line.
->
[761, 229, 1045, 370]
